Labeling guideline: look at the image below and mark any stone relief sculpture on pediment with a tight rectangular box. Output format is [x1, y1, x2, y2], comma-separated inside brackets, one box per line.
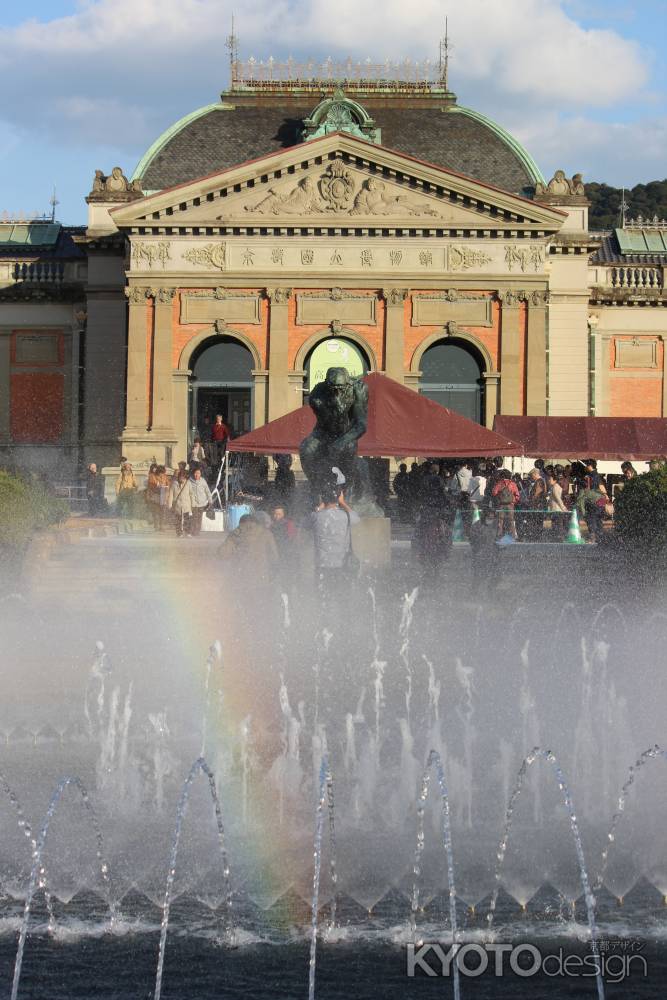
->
[239, 160, 444, 219]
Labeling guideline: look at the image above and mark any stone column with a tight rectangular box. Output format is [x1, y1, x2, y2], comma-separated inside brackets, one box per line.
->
[382, 288, 408, 383]
[267, 287, 292, 421]
[151, 287, 176, 433]
[526, 292, 548, 416]
[483, 371, 501, 428]
[124, 286, 151, 431]
[499, 291, 522, 415]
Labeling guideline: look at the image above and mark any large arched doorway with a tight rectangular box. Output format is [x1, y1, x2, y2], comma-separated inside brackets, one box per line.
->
[189, 336, 254, 441]
[304, 335, 370, 392]
[419, 339, 485, 423]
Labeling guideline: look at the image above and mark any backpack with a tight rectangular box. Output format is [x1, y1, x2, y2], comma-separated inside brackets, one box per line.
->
[498, 484, 514, 506]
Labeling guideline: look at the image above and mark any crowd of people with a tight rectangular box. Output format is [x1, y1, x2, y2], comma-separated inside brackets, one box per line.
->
[83, 439, 661, 593]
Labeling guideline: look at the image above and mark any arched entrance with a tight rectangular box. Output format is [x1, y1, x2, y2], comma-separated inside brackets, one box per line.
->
[303, 335, 370, 392]
[419, 339, 485, 423]
[189, 336, 254, 441]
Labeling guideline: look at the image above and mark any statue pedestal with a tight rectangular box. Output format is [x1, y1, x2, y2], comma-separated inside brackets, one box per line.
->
[351, 516, 391, 572]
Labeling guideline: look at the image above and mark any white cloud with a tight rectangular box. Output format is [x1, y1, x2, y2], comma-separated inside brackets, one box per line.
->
[0, 0, 662, 211]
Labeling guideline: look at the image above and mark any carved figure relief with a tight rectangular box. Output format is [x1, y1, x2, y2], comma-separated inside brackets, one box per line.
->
[383, 288, 408, 306]
[449, 246, 492, 271]
[350, 177, 440, 217]
[267, 287, 293, 305]
[243, 176, 324, 216]
[243, 163, 442, 217]
[131, 241, 171, 269]
[183, 243, 227, 270]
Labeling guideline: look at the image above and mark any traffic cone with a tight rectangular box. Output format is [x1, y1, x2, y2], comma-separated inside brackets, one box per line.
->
[452, 508, 466, 543]
[471, 506, 482, 525]
[565, 507, 585, 544]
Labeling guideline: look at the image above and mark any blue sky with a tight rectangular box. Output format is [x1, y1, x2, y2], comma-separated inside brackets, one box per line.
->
[2, 0, 666, 225]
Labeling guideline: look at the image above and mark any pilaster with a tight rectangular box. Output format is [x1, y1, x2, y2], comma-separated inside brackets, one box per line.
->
[172, 368, 191, 462]
[483, 371, 501, 428]
[124, 286, 151, 431]
[382, 288, 408, 384]
[499, 291, 522, 415]
[151, 287, 177, 433]
[252, 370, 269, 428]
[267, 287, 292, 421]
[526, 292, 548, 416]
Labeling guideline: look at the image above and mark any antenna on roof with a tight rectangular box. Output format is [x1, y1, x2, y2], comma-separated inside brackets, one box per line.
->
[439, 16, 452, 89]
[226, 13, 239, 87]
[49, 186, 59, 223]
[619, 187, 628, 229]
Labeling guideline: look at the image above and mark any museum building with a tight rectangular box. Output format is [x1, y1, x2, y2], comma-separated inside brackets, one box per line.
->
[1, 57, 666, 481]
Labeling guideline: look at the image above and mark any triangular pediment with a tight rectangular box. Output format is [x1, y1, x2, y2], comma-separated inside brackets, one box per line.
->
[112, 133, 566, 233]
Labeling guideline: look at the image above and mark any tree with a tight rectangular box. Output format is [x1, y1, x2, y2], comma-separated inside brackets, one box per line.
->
[614, 467, 667, 557]
[586, 179, 667, 230]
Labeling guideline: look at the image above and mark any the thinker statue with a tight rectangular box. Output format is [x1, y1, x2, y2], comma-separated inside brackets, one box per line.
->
[300, 367, 375, 508]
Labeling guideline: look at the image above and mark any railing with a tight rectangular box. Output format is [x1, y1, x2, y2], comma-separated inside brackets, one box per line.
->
[609, 265, 663, 290]
[12, 261, 65, 283]
[53, 483, 87, 512]
[231, 56, 445, 89]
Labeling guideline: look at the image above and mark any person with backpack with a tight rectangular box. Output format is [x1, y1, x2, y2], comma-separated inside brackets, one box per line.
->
[491, 469, 520, 540]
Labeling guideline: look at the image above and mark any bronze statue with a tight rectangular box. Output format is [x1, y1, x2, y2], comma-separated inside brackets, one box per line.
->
[300, 367, 369, 502]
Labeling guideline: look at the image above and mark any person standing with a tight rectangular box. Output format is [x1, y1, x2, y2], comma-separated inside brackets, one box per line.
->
[393, 463, 411, 522]
[168, 468, 193, 537]
[85, 463, 103, 517]
[546, 470, 568, 540]
[310, 485, 360, 601]
[209, 414, 230, 469]
[491, 470, 520, 540]
[115, 462, 137, 518]
[189, 436, 208, 469]
[188, 466, 213, 536]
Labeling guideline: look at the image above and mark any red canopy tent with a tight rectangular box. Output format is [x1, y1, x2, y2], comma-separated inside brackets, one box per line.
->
[493, 415, 667, 461]
[228, 372, 523, 457]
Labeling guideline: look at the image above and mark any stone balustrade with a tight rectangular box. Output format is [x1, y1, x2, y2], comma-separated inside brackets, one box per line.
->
[12, 260, 65, 283]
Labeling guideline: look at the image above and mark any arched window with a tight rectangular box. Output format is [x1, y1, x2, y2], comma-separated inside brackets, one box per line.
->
[420, 339, 484, 423]
[191, 337, 253, 383]
[305, 336, 369, 391]
[189, 336, 254, 439]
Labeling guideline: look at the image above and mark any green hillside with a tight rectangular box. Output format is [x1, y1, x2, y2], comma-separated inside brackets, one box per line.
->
[586, 179, 667, 230]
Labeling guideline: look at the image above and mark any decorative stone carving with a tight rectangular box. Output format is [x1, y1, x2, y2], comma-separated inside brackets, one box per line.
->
[445, 320, 459, 336]
[445, 288, 458, 302]
[154, 287, 176, 304]
[183, 242, 227, 270]
[214, 318, 228, 333]
[498, 289, 526, 307]
[449, 246, 492, 271]
[87, 168, 143, 202]
[382, 288, 409, 307]
[131, 241, 171, 269]
[301, 88, 380, 144]
[243, 176, 324, 216]
[331, 319, 343, 334]
[320, 160, 356, 212]
[124, 286, 152, 304]
[504, 246, 530, 273]
[243, 162, 442, 217]
[530, 290, 549, 306]
[534, 171, 587, 201]
[350, 177, 441, 218]
[267, 287, 293, 305]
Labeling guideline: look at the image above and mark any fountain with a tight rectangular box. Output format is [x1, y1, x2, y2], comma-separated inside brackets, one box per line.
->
[1, 544, 666, 998]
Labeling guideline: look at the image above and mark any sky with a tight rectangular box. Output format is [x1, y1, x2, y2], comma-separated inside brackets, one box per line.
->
[1, 0, 666, 225]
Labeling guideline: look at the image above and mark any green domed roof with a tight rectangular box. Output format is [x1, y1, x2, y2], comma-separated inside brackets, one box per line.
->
[134, 91, 544, 196]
